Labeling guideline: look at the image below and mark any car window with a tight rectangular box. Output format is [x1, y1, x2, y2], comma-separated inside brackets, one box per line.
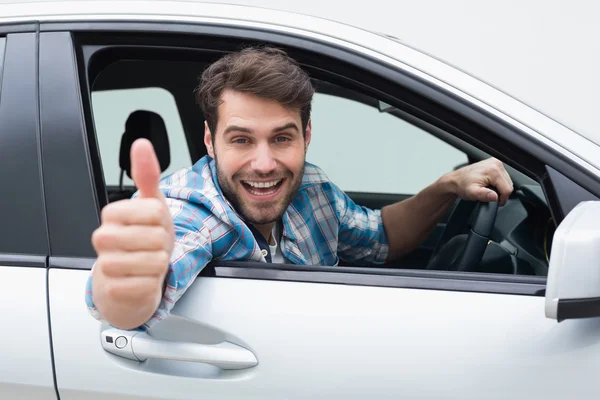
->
[91, 87, 191, 187]
[73, 34, 556, 280]
[306, 92, 468, 195]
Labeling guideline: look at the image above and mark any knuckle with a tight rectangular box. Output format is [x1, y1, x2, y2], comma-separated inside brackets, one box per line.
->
[100, 204, 114, 223]
[100, 255, 120, 275]
[91, 227, 112, 250]
[487, 165, 501, 178]
[94, 257, 107, 274]
[153, 228, 171, 250]
[139, 277, 161, 298]
[100, 202, 125, 223]
[156, 250, 170, 269]
[147, 262, 165, 277]
[148, 281, 163, 300]
[91, 229, 101, 249]
[161, 229, 172, 247]
[147, 227, 168, 249]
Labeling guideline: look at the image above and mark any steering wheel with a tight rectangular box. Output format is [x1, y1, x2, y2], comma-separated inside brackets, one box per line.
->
[426, 193, 499, 272]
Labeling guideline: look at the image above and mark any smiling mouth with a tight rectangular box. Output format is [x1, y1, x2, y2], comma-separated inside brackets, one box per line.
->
[241, 179, 284, 197]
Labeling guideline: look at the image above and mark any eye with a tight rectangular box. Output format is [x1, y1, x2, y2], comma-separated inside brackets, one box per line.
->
[275, 136, 291, 143]
[232, 137, 249, 144]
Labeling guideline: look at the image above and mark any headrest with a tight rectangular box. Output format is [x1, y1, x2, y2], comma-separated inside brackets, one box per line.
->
[119, 110, 170, 179]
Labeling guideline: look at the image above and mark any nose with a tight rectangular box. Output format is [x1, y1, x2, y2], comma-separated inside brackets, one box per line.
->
[250, 142, 277, 174]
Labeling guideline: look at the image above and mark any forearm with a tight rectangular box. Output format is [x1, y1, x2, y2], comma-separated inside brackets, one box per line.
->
[381, 173, 457, 261]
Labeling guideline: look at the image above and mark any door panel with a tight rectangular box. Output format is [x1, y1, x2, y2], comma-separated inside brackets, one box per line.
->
[50, 267, 600, 399]
[0, 267, 55, 399]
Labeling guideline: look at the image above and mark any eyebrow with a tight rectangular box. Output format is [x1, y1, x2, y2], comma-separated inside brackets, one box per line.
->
[274, 122, 300, 133]
[223, 125, 252, 136]
[222, 122, 300, 137]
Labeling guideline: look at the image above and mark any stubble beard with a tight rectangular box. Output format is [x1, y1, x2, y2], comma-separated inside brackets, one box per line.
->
[215, 155, 305, 226]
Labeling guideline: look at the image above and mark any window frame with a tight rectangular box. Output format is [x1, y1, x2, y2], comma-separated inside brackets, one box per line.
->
[0, 36, 5, 95]
[0, 32, 49, 261]
[40, 22, 600, 297]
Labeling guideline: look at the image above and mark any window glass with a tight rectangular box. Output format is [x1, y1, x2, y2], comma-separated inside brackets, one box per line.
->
[91, 87, 191, 187]
[307, 93, 468, 194]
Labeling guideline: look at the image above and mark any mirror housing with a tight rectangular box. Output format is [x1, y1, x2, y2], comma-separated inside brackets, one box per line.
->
[546, 201, 600, 322]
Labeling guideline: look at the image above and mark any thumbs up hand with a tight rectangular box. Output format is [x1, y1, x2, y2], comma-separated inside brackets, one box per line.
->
[91, 139, 175, 330]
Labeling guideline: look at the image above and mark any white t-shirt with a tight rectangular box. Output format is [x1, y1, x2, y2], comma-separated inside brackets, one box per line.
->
[269, 222, 285, 264]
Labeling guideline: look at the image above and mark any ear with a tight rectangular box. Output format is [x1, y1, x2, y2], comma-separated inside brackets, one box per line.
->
[304, 119, 312, 150]
[204, 121, 215, 158]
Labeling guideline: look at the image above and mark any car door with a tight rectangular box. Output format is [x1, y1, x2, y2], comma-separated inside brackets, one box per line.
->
[0, 30, 56, 398]
[42, 17, 600, 400]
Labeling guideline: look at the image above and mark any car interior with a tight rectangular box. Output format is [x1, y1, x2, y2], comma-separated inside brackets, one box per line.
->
[85, 43, 556, 278]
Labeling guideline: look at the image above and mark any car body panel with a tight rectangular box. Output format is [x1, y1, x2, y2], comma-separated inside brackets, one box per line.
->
[0, 267, 55, 399]
[50, 267, 600, 400]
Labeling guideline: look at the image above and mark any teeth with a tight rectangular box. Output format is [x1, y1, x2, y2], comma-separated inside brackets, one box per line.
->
[248, 188, 278, 196]
[245, 180, 281, 188]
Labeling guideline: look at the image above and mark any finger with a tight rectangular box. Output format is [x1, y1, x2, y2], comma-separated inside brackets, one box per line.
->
[104, 275, 163, 305]
[92, 225, 171, 253]
[488, 175, 508, 205]
[497, 164, 513, 190]
[500, 174, 513, 205]
[502, 168, 513, 189]
[496, 173, 513, 206]
[485, 167, 512, 206]
[98, 250, 170, 278]
[473, 187, 498, 203]
[131, 138, 164, 200]
[102, 198, 168, 226]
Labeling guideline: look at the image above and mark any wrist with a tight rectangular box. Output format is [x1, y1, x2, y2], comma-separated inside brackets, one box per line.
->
[437, 171, 459, 197]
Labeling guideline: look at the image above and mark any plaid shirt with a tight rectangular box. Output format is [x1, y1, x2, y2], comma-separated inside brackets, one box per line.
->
[86, 156, 389, 329]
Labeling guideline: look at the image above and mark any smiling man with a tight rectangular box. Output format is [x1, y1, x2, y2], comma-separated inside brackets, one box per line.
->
[86, 46, 514, 330]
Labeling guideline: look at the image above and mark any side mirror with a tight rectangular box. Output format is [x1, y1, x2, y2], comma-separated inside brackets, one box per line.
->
[545, 201, 600, 322]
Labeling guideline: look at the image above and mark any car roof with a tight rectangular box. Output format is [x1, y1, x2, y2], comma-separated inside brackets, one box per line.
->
[0, 0, 599, 174]
[216, 1, 599, 152]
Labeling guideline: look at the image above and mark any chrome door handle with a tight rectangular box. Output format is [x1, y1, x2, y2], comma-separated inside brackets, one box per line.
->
[101, 328, 258, 370]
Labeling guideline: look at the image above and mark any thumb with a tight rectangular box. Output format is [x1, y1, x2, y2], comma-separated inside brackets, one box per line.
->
[130, 138, 164, 200]
[475, 187, 498, 203]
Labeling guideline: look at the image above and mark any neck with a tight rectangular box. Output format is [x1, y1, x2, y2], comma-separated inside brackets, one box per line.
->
[254, 222, 275, 244]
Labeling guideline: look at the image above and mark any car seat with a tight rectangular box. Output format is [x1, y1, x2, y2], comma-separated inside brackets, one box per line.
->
[108, 110, 170, 202]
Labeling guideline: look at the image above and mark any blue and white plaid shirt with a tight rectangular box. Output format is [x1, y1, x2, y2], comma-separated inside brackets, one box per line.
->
[86, 156, 389, 329]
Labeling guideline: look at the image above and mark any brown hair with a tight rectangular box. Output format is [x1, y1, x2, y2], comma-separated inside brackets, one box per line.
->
[195, 46, 315, 138]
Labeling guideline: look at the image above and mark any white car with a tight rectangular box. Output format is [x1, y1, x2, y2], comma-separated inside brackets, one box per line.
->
[1, 1, 600, 399]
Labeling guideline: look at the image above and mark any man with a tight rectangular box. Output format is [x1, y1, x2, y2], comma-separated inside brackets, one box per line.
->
[86, 46, 513, 330]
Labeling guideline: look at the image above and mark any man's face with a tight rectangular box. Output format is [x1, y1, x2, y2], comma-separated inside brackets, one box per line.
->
[204, 90, 311, 226]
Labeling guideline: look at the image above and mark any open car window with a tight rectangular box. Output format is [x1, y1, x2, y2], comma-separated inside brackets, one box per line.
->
[92, 87, 191, 188]
[78, 34, 554, 279]
[307, 91, 468, 195]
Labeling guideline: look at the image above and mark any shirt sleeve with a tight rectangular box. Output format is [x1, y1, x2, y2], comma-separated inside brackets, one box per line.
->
[85, 197, 213, 331]
[330, 182, 389, 264]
